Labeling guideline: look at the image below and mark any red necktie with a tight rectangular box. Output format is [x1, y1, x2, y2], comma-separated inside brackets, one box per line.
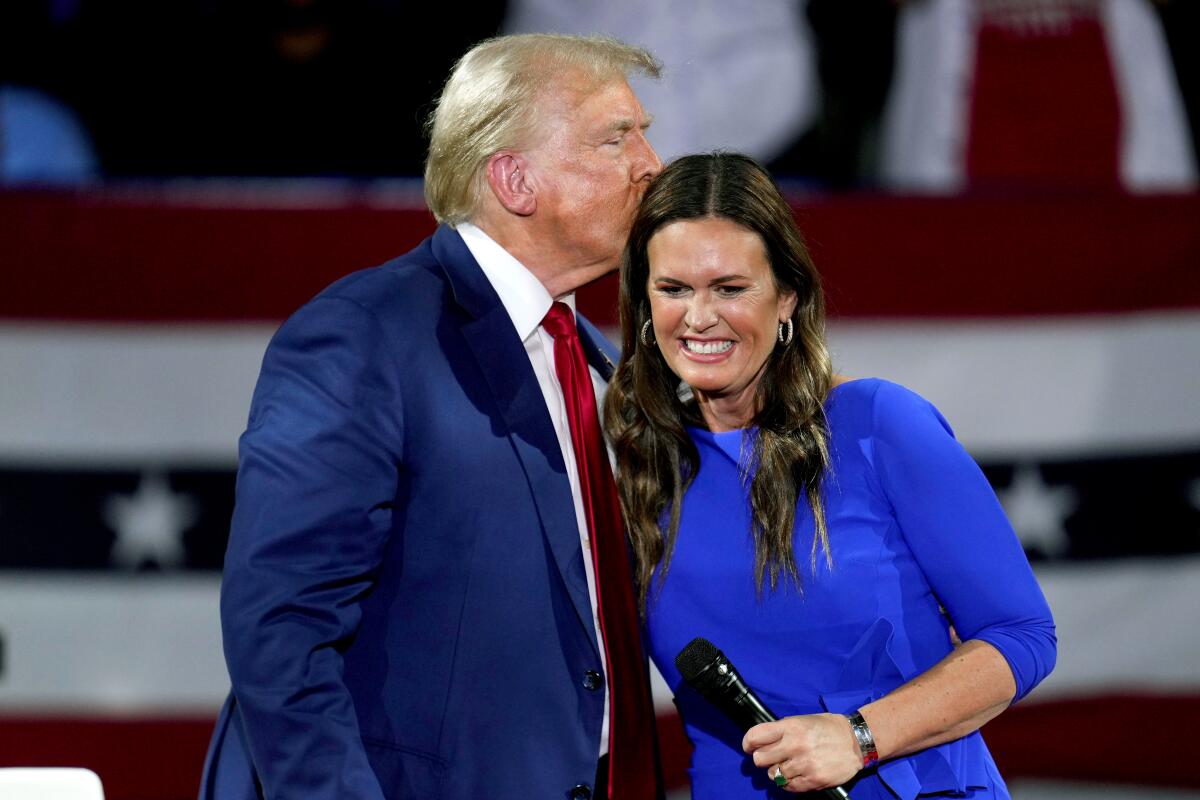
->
[542, 302, 657, 799]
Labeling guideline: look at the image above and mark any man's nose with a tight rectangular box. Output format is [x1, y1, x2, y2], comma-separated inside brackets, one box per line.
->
[634, 133, 662, 182]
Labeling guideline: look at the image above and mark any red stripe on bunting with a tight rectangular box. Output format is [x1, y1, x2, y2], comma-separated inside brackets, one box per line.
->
[1, 696, 1196, 799]
[2, 188, 1198, 324]
[0, 715, 214, 800]
[985, 692, 1199, 789]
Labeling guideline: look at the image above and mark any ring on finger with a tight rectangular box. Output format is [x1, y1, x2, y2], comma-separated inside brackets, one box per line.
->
[773, 764, 788, 787]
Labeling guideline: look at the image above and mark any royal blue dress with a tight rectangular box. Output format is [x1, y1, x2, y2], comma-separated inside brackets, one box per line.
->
[644, 379, 1056, 799]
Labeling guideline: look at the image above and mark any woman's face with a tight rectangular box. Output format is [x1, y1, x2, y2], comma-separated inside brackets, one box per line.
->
[646, 216, 797, 430]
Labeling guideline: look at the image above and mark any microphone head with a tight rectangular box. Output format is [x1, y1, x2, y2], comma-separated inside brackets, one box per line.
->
[675, 637, 720, 682]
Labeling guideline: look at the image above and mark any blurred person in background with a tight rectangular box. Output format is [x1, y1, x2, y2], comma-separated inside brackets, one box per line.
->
[604, 153, 1056, 798]
[502, 0, 820, 170]
[880, 0, 1196, 192]
[0, 2, 98, 184]
[0, 83, 99, 185]
[201, 33, 664, 800]
[15, 0, 506, 178]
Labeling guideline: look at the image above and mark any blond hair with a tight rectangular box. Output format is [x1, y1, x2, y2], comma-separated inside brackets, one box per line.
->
[424, 34, 661, 225]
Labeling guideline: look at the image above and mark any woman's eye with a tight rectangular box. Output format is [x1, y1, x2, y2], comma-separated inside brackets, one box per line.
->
[656, 285, 686, 296]
[716, 285, 747, 296]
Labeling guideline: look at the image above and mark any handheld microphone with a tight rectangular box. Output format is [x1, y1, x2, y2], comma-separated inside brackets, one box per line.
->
[675, 637, 850, 799]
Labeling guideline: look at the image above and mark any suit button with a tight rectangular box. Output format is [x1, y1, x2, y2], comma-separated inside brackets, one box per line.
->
[569, 784, 592, 800]
[582, 670, 603, 691]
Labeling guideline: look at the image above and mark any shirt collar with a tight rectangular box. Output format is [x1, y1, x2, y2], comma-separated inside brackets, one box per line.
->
[456, 222, 576, 341]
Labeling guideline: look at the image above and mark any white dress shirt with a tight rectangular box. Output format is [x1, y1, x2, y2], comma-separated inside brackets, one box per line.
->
[456, 222, 611, 757]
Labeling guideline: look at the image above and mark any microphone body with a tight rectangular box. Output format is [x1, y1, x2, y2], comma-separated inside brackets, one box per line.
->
[676, 637, 851, 800]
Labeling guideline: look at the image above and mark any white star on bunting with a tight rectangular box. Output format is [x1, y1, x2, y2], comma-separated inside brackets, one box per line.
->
[998, 463, 1077, 559]
[103, 471, 197, 570]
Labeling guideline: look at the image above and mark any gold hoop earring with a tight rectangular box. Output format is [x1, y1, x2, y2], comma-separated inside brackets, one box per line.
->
[640, 318, 656, 347]
[777, 318, 794, 347]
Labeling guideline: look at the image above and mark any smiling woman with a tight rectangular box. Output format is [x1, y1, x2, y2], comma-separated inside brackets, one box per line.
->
[607, 152, 835, 601]
[603, 153, 1056, 799]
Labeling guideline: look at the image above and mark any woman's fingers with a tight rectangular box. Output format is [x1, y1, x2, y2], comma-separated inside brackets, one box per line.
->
[744, 713, 862, 790]
[741, 720, 785, 753]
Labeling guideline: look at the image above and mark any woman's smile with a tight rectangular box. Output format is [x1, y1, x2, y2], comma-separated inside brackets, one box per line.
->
[680, 338, 734, 357]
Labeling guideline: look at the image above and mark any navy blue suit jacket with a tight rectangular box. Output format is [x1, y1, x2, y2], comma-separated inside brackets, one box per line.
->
[200, 225, 639, 799]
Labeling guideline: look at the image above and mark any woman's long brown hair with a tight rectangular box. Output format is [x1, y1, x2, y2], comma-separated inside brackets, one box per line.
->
[603, 153, 834, 611]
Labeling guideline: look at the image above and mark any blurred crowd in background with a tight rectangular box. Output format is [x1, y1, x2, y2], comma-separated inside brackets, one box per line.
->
[1, 0, 1196, 192]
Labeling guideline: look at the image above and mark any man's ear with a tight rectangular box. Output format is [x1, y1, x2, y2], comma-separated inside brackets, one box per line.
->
[485, 153, 536, 216]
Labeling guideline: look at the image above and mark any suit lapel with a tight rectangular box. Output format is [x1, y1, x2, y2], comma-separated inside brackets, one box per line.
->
[433, 226, 600, 657]
[576, 315, 618, 380]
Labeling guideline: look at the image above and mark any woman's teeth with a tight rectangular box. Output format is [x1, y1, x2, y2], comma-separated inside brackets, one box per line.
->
[684, 340, 733, 354]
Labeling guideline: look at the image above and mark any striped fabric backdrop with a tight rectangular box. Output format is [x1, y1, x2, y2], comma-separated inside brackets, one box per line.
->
[1, 185, 1197, 798]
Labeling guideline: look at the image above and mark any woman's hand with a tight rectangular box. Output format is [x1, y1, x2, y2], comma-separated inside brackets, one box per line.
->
[739, 639, 1017, 793]
[743, 712, 861, 793]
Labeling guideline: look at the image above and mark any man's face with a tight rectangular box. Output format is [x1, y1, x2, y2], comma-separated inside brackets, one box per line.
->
[521, 75, 661, 290]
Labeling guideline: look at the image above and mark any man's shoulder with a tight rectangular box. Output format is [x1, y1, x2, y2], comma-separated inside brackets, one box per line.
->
[265, 233, 458, 351]
[312, 235, 448, 318]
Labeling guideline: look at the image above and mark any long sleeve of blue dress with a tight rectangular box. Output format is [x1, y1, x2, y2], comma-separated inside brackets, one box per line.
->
[866, 380, 1057, 701]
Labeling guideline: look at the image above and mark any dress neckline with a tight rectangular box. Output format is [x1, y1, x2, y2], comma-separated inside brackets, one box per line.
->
[687, 378, 873, 442]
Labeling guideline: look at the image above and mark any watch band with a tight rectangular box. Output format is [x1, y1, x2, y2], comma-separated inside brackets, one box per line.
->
[845, 711, 879, 768]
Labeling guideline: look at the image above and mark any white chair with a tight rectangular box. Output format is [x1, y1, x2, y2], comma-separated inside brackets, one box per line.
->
[0, 768, 105, 800]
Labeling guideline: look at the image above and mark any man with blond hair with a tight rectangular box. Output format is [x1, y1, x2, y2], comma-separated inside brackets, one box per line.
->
[199, 34, 663, 800]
